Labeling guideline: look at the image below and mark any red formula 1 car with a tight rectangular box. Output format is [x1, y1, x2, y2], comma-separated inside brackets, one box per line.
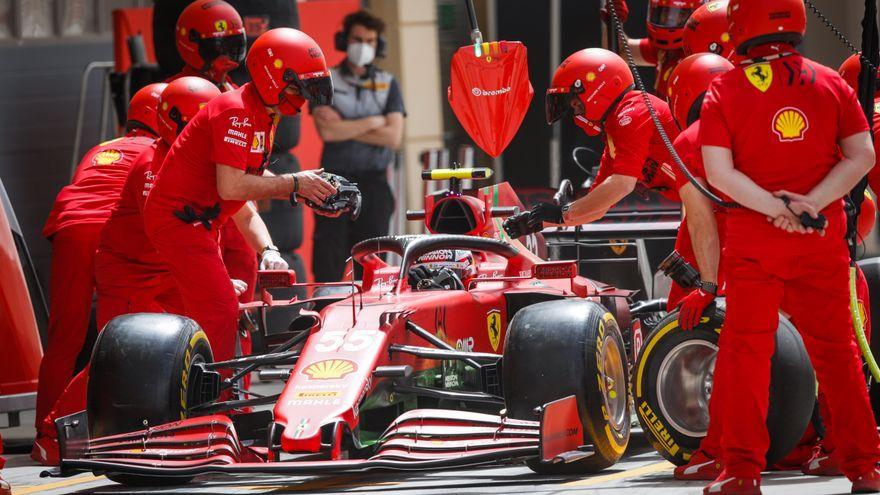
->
[52, 169, 638, 485]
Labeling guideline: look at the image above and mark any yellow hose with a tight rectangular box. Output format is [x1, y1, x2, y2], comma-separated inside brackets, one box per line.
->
[850, 266, 880, 382]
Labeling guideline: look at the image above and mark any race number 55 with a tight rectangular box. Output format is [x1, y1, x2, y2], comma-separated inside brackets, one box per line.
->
[314, 330, 379, 352]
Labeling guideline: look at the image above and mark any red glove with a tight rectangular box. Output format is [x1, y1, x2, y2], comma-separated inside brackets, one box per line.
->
[677, 288, 716, 330]
[600, 0, 629, 24]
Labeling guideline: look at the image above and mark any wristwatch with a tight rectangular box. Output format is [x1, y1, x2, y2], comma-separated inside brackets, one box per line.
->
[261, 245, 280, 256]
[699, 281, 718, 295]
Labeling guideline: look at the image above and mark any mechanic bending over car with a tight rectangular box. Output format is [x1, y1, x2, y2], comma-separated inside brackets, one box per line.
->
[311, 10, 406, 283]
[32, 83, 165, 465]
[699, 0, 880, 492]
[169, 0, 261, 305]
[142, 27, 337, 384]
[508, 48, 681, 236]
[601, 0, 701, 96]
[28, 78, 226, 467]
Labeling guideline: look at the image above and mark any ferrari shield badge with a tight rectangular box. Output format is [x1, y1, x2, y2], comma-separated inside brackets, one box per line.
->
[746, 62, 773, 92]
[448, 41, 533, 157]
[486, 309, 502, 351]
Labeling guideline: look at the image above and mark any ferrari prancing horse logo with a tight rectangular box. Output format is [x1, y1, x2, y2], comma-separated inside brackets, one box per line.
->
[746, 62, 773, 93]
[487, 310, 502, 352]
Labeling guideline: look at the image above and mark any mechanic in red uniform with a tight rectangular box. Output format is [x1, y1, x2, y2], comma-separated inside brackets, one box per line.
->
[0, 433, 8, 495]
[700, 0, 880, 492]
[31, 83, 164, 464]
[602, 0, 703, 95]
[168, 0, 261, 306]
[143, 28, 336, 370]
[28, 79, 224, 466]
[522, 48, 680, 231]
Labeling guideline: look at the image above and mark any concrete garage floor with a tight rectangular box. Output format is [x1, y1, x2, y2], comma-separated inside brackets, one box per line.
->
[1, 381, 859, 495]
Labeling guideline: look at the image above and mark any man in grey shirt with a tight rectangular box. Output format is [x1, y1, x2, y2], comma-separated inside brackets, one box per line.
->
[312, 10, 405, 282]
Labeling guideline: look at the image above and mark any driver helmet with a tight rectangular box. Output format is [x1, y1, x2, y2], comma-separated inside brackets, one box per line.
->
[414, 249, 474, 279]
[175, 0, 245, 78]
[647, 0, 705, 50]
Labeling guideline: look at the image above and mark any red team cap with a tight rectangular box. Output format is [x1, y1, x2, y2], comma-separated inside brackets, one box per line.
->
[546, 48, 634, 136]
[647, 0, 705, 50]
[682, 1, 733, 58]
[667, 52, 733, 129]
[245, 28, 333, 116]
[126, 82, 168, 135]
[728, 0, 806, 56]
[175, 0, 246, 73]
[838, 53, 880, 92]
[156, 76, 221, 145]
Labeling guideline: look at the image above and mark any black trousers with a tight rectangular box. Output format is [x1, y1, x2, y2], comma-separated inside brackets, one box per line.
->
[313, 176, 394, 282]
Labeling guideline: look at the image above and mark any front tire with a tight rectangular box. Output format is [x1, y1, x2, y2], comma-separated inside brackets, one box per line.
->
[503, 300, 630, 474]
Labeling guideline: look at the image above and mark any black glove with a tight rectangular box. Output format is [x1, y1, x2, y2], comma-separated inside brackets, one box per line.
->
[290, 173, 363, 220]
[407, 266, 464, 291]
[503, 201, 565, 238]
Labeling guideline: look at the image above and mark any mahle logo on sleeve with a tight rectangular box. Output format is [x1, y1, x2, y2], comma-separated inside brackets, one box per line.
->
[746, 62, 773, 92]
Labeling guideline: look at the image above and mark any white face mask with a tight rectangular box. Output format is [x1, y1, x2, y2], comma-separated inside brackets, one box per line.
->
[347, 42, 376, 68]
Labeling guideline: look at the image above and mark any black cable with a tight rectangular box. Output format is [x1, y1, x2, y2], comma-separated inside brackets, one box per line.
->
[803, 0, 877, 73]
[464, 0, 480, 32]
[606, 2, 739, 209]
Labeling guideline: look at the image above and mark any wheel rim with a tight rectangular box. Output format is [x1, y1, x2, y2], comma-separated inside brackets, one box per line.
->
[600, 335, 628, 432]
[655, 339, 718, 437]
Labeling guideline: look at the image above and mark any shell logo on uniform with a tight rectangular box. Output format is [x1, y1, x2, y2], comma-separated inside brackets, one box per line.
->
[93, 149, 123, 166]
[707, 1, 722, 12]
[772, 107, 809, 142]
[746, 62, 773, 92]
[214, 20, 228, 33]
[303, 359, 357, 380]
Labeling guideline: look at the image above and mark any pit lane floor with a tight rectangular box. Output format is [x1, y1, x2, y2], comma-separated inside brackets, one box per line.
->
[3, 431, 859, 495]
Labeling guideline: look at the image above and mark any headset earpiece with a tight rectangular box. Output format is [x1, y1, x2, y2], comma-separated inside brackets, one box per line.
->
[334, 31, 347, 52]
[376, 36, 386, 58]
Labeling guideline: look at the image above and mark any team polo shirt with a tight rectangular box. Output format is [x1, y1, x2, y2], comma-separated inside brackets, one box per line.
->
[43, 133, 156, 238]
[639, 39, 683, 96]
[98, 140, 169, 265]
[700, 53, 869, 255]
[591, 91, 681, 201]
[145, 82, 277, 232]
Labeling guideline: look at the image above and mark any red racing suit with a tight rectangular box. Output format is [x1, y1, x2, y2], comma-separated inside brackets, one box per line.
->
[590, 91, 681, 201]
[167, 69, 258, 305]
[700, 52, 880, 480]
[639, 39, 683, 96]
[144, 82, 277, 367]
[35, 132, 155, 429]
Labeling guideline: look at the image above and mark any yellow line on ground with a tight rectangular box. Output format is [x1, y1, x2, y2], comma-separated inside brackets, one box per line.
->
[561, 460, 674, 487]
[12, 474, 105, 495]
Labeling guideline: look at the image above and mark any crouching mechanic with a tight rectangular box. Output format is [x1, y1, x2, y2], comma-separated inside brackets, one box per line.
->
[143, 28, 337, 368]
[508, 48, 680, 237]
[32, 83, 164, 464]
[700, 0, 880, 492]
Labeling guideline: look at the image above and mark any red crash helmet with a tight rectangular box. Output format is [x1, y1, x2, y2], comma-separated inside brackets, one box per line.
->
[546, 48, 634, 136]
[839, 53, 880, 92]
[648, 0, 705, 50]
[728, 0, 806, 56]
[126, 82, 167, 135]
[156, 76, 221, 145]
[667, 53, 733, 129]
[245, 28, 333, 116]
[858, 192, 876, 244]
[176, 0, 246, 74]
[683, 1, 733, 58]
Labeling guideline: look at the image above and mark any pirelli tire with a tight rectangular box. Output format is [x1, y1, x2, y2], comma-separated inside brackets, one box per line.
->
[633, 304, 815, 467]
[503, 300, 630, 474]
[87, 313, 213, 486]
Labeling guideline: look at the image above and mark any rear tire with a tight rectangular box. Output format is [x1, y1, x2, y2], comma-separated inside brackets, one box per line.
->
[88, 313, 212, 486]
[633, 305, 815, 466]
[503, 300, 630, 474]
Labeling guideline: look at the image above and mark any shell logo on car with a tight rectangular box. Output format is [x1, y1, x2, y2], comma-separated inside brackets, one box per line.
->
[773, 107, 809, 142]
[303, 359, 357, 380]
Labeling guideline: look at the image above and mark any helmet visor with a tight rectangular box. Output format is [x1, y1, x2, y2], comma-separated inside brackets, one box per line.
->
[545, 85, 583, 125]
[649, 7, 695, 29]
[285, 69, 334, 107]
[198, 33, 246, 65]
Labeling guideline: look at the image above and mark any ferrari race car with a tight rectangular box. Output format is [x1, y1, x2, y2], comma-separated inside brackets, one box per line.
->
[50, 168, 816, 485]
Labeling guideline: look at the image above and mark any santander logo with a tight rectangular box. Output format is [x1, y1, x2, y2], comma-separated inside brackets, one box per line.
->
[471, 86, 511, 97]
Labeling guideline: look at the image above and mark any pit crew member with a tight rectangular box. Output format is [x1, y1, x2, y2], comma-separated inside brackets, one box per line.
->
[514, 48, 680, 234]
[32, 83, 163, 464]
[602, 0, 703, 95]
[143, 28, 336, 370]
[169, 0, 260, 304]
[700, 0, 880, 492]
[681, 0, 734, 60]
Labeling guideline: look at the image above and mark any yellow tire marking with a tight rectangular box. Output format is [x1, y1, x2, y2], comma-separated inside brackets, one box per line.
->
[12, 474, 104, 494]
[635, 320, 679, 396]
[561, 460, 674, 487]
